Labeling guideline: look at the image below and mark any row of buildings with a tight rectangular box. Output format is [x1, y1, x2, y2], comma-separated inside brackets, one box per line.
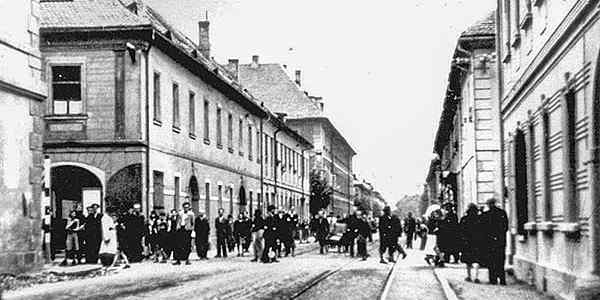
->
[0, 0, 357, 274]
[425, 1, 600, 299]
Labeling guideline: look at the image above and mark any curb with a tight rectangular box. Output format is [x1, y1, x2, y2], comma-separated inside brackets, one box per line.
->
[433, 268, 460, 300]
[46, 266, 102, 277]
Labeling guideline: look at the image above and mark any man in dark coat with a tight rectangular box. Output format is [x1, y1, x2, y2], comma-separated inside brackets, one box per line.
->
[262, 205, 280, 263]
[482, 198, 508, 285]
[356, 211, 371, 260]
[312, 210, 330, 254]
[215, 208, 229, 258]
[404, 212, 417, 249]
[345, 211, 360, 257]
[125, 204, 145, 263]
[194, 210, 210, 260]
[379, 206, 399, 264]
[282, 210, 296, 257]
[84, 204, 102, 264]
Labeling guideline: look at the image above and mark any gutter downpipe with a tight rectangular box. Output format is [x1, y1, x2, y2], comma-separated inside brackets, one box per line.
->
[273, 127, 282, 207]
[259, 110, 269, 215]
[144, 33, 153, 217]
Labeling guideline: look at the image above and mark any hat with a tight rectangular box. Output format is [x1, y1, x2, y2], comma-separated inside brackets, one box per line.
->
[133, 203, 141, 209]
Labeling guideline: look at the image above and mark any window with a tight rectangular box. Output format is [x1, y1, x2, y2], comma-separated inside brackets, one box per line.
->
[203, 99, 210, 142]
[51, 66, 82, 115]
[239, 118, 244, 155]
[256, 131, 261, 163]
[189, 91, 196, 136]
[218, 185, 223, 209]
[153, 171, 164, 210]
[216, 107, 222, 147]
[205, 182, 210, 214]
[174, 176, 180, 209]
[153, 72, 161, 122]
[264, 134, 269, 163]
[172, 83, 180, 130]
[248, 125, 253, 160]
[227, 113, 233, 151]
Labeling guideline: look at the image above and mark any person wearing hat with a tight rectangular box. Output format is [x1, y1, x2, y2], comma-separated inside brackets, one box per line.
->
[194, 209, 210, 260]
[215, 208, 229, 258]
[261, 205, 279, 263]
[379, 206, 403, 264]
[84, 204, 103, 264]
[482, 197, 508, 285]
[174, 202, 195, 265]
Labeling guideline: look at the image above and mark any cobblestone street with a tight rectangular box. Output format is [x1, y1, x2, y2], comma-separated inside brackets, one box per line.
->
[3, 242, 451, 300]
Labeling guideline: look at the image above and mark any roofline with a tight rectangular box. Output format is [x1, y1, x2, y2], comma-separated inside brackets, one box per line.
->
[41, 26, 268, 118]
[287, 116, 356, 155]
[268, 113, 313, 149]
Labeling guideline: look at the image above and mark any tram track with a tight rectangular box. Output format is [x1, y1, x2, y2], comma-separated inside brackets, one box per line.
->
[288, 241, 393, 300]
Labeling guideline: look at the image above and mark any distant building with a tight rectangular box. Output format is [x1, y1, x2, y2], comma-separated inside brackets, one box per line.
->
[497, 0, 600, 298]
[236, 57, 356, 215]
[425, 13, 500, 216]
[0, 0, 46, 274]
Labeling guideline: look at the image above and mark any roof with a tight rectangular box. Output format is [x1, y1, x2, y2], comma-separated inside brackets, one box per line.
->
[287, 116, 356, 156]
[40, 0, 267, 118]
[40, 0, 149, 29]
[237, 63, 323, 119]
[461, 11, 495, 38]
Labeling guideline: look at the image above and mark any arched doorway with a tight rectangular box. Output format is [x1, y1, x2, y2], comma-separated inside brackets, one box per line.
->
[50, 165, 103, 250]
[189, 176, 200, 214]
[106, 164, 142, 214]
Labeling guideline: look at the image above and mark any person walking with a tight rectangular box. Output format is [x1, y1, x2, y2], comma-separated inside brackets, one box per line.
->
[262, 205, 279, 263]
[460, 203, 484, 283]
[99, 210, 118, 270]
[404, 212, 417, 249]
[482, 198, 508, 285]
[215, 208, 229, 258]
[379, 206, 396, 264]
[313, 210, 330, 255]
[251, 209, 265, 262]
[356, 211, 371, 261]
[233, 213, 245, 257]
[194, 210, 210, 260]
[241, 211, 252, 254]
[344, 211, 360, 257]
[112, 212, 131, 269]
[174, 202, 194, 265]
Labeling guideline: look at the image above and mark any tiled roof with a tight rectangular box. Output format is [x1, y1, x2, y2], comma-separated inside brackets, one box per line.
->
[40, 0, 149, 29]
[461, 11, 495, 38]
[237, 64, 323, 119]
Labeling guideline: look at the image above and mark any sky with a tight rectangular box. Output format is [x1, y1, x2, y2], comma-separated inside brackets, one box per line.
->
[146, 0, 496, 205]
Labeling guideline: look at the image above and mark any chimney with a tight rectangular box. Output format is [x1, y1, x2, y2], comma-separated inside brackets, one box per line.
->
[227, 59, 239, 80]
[198, 20, 210, 58]
[251, 55, 259, 68]
[295, 70, 301, 86]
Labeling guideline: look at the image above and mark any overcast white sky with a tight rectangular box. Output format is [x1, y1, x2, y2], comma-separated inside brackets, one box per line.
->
[146, 0, 495, 205]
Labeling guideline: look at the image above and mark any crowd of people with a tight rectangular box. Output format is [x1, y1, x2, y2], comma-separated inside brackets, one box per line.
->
[43, 196, 508, 285]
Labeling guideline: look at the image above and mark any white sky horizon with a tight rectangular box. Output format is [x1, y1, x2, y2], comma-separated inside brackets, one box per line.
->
[146, 0, 496, 206]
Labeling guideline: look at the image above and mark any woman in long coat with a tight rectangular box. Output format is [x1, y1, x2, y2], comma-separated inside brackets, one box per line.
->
[459, 203, 484, 283]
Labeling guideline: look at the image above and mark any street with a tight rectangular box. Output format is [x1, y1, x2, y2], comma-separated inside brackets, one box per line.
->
[4, 242, 445, 300]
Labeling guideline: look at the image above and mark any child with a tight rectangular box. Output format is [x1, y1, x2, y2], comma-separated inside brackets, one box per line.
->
[157, 213, 169, 263]
[62, 210, 82, 266]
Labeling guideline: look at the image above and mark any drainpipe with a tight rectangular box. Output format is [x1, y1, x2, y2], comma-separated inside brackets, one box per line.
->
[273, 127, 282, 205]
[143, 41, 151, 217]
[590, 56, 600, 276]
[259, 111, 269, 217]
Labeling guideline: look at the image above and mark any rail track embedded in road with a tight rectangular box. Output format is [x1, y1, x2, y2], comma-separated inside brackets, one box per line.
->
[289, 241, 390, 299]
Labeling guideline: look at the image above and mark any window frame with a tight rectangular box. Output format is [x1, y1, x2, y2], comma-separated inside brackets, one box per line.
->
[203, 98, 210, 144]
[48, 62, 86, 116]
[172, 82, 180, 131]
[153, 71, 161, 124]
[189, 91, 196, 138]
[216, 106, 223, 148]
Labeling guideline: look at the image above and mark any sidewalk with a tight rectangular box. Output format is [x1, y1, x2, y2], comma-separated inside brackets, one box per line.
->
[434, 263, 553, 300]
[2, 239, 318, 293]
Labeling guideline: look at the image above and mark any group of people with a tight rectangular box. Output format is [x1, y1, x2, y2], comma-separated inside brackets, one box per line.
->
[416, 198, 509, 285]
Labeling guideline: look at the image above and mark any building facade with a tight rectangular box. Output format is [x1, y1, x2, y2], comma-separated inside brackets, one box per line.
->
[0, 0, 47, 275]
[496, 0, 600, 298]
[426, 13, 501, 216]
[40, 0, 270, 247]
[236, 59, 356, 216]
